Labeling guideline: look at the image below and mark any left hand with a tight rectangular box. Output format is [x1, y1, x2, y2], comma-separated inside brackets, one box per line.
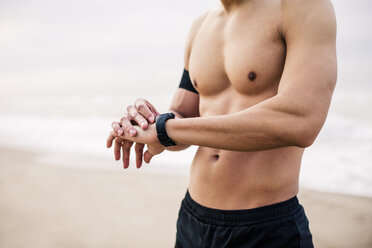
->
[107, 123, 165, 168]
[123, 124, 165, 161]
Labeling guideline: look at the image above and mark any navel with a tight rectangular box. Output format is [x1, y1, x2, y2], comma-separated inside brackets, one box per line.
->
[248, 71, 257, 81]
[213, 154, 219, 161]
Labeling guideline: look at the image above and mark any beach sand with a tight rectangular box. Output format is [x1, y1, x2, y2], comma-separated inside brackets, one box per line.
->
[0, 146, 371, 248]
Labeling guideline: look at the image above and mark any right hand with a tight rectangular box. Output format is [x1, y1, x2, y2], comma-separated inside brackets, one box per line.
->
[106, 98, 161, 168]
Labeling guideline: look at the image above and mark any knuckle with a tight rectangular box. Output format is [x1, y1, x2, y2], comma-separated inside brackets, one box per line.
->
[136, 104, 146, 111]
[127, 105, 134, 112]
[135, 98, 144, 104]
[131, 112, 139, 119]
[120, 116, 127, 122]
[127, 108, 139, 118]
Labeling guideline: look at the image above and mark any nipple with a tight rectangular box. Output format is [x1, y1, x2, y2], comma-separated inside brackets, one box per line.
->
[248, 72, 257, 81]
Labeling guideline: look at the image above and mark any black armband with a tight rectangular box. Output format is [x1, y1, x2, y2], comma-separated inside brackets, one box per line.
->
[179, 69, 199, 94]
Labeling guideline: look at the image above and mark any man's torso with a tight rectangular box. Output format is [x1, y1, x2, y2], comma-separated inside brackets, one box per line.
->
[187, 1, 303, 210]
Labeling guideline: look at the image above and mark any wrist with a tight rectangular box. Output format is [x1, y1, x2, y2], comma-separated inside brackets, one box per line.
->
[165, 118, 176, 142]
[156, 113, 177, 147]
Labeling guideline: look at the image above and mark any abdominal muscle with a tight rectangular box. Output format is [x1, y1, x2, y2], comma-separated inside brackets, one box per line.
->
[187, 93, 304, 210]
[188, 146, 303, 210]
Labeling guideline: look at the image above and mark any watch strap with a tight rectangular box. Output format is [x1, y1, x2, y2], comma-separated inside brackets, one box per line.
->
[156, 113, 177, 147]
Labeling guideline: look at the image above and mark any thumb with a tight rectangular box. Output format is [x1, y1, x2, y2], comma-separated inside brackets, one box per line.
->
[144, 150, 154, 164]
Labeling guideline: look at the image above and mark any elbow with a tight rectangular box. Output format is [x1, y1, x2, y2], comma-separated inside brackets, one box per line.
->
[295, 132, 317, 148]
[287, 118, 324, 148]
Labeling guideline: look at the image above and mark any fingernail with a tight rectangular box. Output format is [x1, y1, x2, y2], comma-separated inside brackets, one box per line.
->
[141, 122, 146, 129]
[117, 129, 122, 135]
[149, 116, 154, 123]
[129, 129, 136, 135]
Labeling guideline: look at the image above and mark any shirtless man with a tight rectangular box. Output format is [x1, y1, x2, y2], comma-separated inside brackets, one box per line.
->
[107, 0, 337, 246]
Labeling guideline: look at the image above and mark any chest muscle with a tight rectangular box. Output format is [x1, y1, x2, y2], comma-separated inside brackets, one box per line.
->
[189, 10, 285, 97]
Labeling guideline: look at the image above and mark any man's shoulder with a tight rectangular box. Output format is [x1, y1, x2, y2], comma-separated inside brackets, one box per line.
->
[281, 0, 334, 9]
[280, 0, 335, 20]
[280, 0, 336, 39]
[188, 11, 209, 40]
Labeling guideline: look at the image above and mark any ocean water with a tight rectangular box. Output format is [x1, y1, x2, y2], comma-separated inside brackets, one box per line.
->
[0, 92, 371, 197]
[0, 0, 372, 197]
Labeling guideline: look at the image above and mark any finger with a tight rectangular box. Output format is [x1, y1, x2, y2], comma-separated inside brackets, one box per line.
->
[122, 141, 134, 169]
[111, 121, 124, 136]
[127, 105, 149, 130]
[144, 150, 154, 164]
[106, 131, 117, 148]
[135, 99, 158, 124]
[114, 138, 123, 161]
[145, 101, 161, 121]
[134, 143, 145, 168]
[120, 115, 137, 137]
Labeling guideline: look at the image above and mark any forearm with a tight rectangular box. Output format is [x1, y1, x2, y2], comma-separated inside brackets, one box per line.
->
[165, 96, 322, 151]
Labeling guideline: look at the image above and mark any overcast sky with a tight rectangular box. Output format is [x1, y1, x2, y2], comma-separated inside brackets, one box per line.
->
[0, 0, 371, 97]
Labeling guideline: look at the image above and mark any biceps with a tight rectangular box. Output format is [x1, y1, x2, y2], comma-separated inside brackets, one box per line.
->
[277, 42, 337, 118]
[169, 89, 200, 118]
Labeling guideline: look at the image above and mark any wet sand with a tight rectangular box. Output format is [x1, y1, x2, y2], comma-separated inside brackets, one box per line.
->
[0, 147, 371, 248]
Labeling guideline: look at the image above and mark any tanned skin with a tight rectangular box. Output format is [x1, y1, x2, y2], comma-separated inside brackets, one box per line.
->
[107, 0, 337, 210]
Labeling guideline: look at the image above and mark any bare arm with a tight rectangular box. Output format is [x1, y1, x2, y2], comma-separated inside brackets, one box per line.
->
[162, 0, 337, 151]
[166, 89, 199, 151]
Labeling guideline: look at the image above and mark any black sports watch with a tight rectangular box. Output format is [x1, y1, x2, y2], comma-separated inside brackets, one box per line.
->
[156, 112, 177, 147]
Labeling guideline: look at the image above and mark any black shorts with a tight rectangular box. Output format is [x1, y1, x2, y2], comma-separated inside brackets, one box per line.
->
[175, 191, 313, 248]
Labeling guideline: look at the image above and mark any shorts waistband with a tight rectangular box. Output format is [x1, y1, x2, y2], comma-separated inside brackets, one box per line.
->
[182, 191, 301, 226]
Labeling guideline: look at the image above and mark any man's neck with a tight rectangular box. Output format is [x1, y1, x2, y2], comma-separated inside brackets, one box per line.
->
[220, 0, 244, 12]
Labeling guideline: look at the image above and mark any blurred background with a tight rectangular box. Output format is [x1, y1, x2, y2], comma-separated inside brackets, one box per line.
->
[0, 0, 371, 247]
